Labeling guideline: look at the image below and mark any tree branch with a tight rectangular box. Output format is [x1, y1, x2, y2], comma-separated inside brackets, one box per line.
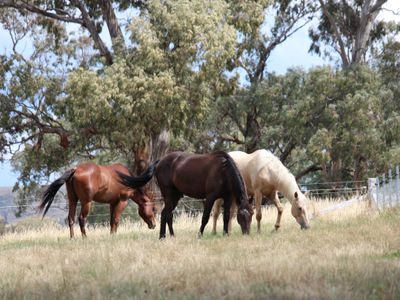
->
[73, 0, 114, 65]
[0, 0, 83, 25]
[0, 0, 115, 65]
[99, 0, 126, 54]
[295, 164, 323, 181]
[220, 135, 245, 145]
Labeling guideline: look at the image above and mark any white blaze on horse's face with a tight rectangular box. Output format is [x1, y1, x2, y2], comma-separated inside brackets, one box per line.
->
[291, 191, 310, 230]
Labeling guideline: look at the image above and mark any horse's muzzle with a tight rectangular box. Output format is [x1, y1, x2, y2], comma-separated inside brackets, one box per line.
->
[241, 228, 250, 235]
[148, 223, 156, 229]
[301, 223, 310, 230]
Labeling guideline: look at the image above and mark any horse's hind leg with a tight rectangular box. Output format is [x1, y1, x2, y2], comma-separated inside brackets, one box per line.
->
[78, 201, 92, 238]
[272, 191, 283, 230]
[199, 197, 216, 237]
[212, 198, 222, 235]
[66, 182, 78, 239]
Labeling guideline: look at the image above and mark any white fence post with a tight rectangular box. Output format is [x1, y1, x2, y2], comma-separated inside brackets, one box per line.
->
[368, 178, 378, 208]
[395, 166, 399, 206]
[382, 174, 386, 209]
[388, 169, 393, 207]
[371, 167, 400, 210]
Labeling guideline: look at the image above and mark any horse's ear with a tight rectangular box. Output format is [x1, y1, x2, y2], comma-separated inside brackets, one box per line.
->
[294, 192, 298, 199]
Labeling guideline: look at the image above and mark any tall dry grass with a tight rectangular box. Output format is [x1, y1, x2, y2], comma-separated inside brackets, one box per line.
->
[1, 198, 399, 299]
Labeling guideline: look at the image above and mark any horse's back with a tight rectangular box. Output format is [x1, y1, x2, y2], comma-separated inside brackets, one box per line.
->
[72, 162, 131, 203]
[253, 150, 293, 194]
[156, 151, 225, 199]
[230, 150, 282, 196]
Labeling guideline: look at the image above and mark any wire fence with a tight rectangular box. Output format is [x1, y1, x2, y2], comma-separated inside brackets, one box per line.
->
[0, 180, 370, 225]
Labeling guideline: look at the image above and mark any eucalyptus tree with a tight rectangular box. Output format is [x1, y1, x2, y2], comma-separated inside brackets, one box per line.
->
[310, 0, 398, 67]
[211, 0, 318, 154]
[0, 0, 147, 65]
[0, 0, 238, 198]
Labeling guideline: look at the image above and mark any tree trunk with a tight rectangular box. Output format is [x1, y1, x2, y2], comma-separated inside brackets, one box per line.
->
[351, 1, 383, 65]
[148, 129, 170, 212]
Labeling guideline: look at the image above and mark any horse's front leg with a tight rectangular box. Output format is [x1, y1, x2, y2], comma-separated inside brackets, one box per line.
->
[111, 199, 128, 234]
[109, 203, 116, 234]
[228, 199, 237, 234]
[222, 197, 233, 235]
[199, 197, 215, 237]
[272, 191, 284, 230]
[254, 190, 263, 233]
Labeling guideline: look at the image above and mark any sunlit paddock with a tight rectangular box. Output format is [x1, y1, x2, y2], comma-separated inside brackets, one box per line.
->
[1, 198, 400, 300]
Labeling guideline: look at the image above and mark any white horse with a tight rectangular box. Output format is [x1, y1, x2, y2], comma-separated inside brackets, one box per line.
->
[212, 149, 310, 233]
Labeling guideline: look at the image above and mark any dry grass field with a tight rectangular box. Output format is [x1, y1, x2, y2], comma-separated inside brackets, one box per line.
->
[1, 199, 400, 300]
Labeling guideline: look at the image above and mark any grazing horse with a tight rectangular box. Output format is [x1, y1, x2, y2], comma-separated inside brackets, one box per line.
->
[39, 162, 158, 238]
[118, 151, 253, 239]
[212, 149, 310, 234]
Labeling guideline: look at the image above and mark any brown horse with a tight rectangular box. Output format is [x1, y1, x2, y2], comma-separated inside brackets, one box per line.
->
[39, 162, 158, 238]
[119, 151, 253, 239]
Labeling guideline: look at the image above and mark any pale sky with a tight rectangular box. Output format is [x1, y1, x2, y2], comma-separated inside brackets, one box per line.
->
[0, 1, 399, 187]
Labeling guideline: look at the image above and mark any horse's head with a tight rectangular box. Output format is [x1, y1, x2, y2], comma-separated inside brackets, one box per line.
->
[291, 191, 310, 230]
[132, 188, 156, 229]
[237, 201, 254, 234]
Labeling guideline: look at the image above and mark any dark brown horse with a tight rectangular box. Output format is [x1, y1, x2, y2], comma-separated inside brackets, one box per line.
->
[119, 151, 253, 239]
[39, 162, 158, 238]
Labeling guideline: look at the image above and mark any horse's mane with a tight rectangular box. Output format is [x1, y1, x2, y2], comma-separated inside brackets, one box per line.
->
[212, 151, 249, 209]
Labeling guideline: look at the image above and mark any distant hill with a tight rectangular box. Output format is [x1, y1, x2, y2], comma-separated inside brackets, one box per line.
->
[0, 187, 13, 197]
[0, 186, 67, 224]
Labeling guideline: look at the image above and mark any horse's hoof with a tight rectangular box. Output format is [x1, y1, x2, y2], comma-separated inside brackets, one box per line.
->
[198, 232, 203, 239]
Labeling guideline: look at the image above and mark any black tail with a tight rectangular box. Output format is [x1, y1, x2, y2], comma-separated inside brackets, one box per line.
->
[214, 151, 249, 208]
[39, 169, 75, 218]
[117, 160, 159, 189]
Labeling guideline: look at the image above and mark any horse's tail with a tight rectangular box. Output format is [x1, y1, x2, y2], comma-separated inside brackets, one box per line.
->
[39, 169, 76, 218]
[214, 151, 249, 209]
[117, 160, 159, 189]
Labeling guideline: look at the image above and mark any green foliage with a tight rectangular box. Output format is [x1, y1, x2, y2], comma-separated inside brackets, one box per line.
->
[309, 0, 400, 66]
[63, 0, 237, 152]
[1, 0, 400, 208]
[209, 64, 397, 183]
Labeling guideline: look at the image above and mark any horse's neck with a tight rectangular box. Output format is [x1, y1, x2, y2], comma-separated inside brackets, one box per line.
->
[275, 167, 298, 204]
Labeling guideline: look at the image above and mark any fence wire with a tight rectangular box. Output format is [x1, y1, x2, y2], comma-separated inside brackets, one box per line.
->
[0, 181, 369, 225]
